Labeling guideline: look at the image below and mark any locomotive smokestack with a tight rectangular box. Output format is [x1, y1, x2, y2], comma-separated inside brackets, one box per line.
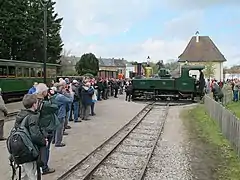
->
[137, 63, 142, 76]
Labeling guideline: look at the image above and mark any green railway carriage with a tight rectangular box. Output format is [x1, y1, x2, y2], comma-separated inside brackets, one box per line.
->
[132, 65, 205, 101]
[0, 59, 61, 101]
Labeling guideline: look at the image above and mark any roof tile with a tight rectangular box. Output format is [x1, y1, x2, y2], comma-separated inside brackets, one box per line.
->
[178, 36, 226, 62]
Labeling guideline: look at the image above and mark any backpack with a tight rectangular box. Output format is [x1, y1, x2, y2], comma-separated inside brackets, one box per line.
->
[6, 115, 39, 165]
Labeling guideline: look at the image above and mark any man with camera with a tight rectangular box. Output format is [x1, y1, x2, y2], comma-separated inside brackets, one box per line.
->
[35, 83, 59, 175]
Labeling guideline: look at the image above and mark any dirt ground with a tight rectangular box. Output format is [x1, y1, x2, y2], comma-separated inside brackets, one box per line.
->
[182, 105, 240, 180]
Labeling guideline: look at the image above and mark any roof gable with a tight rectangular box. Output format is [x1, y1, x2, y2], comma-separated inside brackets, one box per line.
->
[114, 59, 126, 67]
[178, 36, 226, 62]
[100, 58, 116, 66]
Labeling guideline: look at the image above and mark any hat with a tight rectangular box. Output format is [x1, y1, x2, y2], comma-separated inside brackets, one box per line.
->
[72, 80, 78, 84]
[59, 80, 66, 86]
[51, 87, 57, 91]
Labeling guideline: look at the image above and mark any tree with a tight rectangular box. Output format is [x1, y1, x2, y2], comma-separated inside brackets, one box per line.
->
[0, 0, 63, 63]
[164, 60, 179, 71]
[45, 0, 63, 63]
[75, 53, 99, 76]
[204, 62, 216, 79]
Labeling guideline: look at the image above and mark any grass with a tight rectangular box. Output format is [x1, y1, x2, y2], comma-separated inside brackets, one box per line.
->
[182, 105, 240, 180]
[226, 102, 240, 118]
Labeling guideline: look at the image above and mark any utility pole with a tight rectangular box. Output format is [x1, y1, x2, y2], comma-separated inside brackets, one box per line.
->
[40, 0, 47, 84]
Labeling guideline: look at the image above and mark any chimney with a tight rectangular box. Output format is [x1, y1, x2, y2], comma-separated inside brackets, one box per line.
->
[195, 31, 199, 42]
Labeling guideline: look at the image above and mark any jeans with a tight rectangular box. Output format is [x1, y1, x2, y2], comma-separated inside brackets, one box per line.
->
[0, 120, 4, 138]
[97, 90, 101, 100]
[66, 103, 72, 122]
[82, 105, 90, 119]
[91, 102, 95, 115]
[73, 101, 79, 121]
[55, 118, 64, 145]
[41, 135, 53, 172]
[233, 90, 238, 101]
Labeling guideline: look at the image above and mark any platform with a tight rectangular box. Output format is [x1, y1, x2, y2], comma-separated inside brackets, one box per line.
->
[0, 95, 146, 180]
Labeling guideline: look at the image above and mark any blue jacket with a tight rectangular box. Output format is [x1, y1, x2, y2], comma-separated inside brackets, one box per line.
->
[55, 92, 73, 119]
[28, 87, 36, 94]
[81, 86, 94, 106]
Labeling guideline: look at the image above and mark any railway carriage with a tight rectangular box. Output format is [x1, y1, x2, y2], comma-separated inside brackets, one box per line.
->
[132, 64, 205, 101]
[0, 59, 61, 101]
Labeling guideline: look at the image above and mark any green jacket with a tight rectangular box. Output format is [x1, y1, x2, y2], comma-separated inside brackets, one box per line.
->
[14, 109, 46, 147]
[39, 98, 59, 134]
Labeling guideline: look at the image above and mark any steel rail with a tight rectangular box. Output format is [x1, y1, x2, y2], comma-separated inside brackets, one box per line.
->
[137, 102, 169, 180]
[57, 101, 155, 180]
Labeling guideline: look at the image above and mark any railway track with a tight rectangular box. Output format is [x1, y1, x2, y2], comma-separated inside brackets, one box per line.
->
[58, 102, 170, 180]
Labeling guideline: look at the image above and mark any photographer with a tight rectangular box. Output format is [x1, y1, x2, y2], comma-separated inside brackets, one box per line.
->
[35, 83, 59, 175]
[54, 82, 73, 147]
[13, 94, 46, 179]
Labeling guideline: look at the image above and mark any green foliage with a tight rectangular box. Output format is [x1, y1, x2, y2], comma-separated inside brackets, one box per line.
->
[204, 62, 216, 78]
[75, 53, 99, 76]
[0, 0, 63, 63]
[62, 70, 77, 76]
[164, 60, 179, 71]
[148, 62, 158, 74]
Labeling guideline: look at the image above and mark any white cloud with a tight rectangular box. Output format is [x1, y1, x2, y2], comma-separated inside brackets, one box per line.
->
[163, 10, 204, 40]
[162, 0, 240, 9]
[63, 38, 188, 63]
[55, 0, 240, 66]
[55, 0, 156, 36]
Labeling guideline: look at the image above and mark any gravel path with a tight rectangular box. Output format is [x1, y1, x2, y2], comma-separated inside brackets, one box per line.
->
[144, 106, 192, 180]
[91, 106, 168, 180]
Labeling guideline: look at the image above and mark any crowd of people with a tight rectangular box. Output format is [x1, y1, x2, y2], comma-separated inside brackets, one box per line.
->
[1, 76, 133, 180]
[229, 79, 240, 102]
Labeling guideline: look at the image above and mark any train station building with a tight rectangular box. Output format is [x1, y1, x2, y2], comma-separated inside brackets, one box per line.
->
[60, 56, 129, 78]
[178, 33, 227, 81]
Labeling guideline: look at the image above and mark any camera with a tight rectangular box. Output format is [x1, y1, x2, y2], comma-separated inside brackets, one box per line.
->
[36, 99, 44, 112]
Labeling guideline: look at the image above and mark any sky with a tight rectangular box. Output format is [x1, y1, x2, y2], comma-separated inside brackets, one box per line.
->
[54, 0, 240, 67]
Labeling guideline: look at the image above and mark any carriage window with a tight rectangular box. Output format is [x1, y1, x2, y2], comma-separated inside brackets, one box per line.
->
[47, 69, 50, 77]
[0, 66, 7, 76]
[30, 68, 36, 77]
[37, 68, 42, 77]
[8, 66, 16, 76]
[24, 68, 29, 77]
[17, 67, 23, 77]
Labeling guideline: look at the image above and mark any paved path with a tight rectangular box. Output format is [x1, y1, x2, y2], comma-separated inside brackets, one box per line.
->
[0, 96, 146, 180]
[6, 101, 23, 113]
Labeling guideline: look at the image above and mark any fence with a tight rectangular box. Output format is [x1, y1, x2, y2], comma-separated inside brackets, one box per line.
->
[204, 95, 240, 156]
